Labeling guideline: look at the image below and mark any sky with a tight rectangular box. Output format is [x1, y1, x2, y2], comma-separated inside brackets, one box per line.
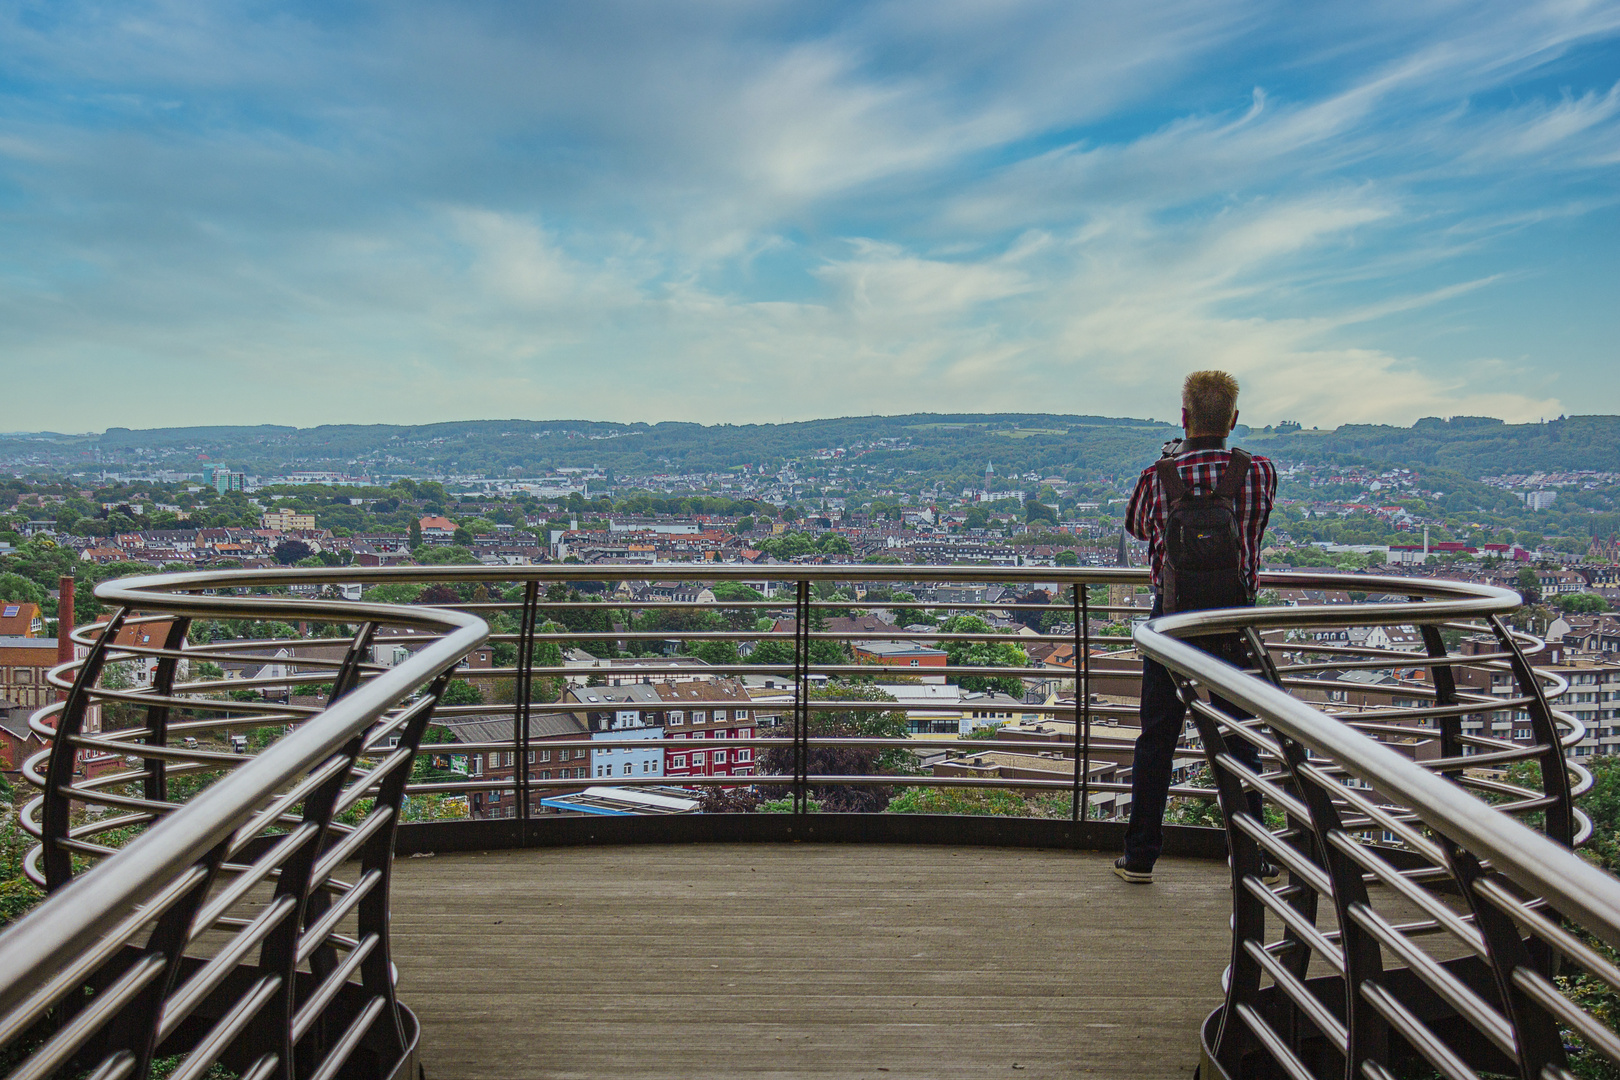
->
[1, 1, 1617, 433]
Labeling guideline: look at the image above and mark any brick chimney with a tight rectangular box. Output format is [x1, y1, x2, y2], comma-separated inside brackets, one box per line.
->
[57, 576, 74, 699]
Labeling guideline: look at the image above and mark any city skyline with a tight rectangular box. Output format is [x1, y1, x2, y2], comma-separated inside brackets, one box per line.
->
[2, 1, 1617, 432]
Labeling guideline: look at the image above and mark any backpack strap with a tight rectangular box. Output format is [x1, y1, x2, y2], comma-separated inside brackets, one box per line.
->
[1155, 457, 1187, 503]
[1214, 447, 1252, 501]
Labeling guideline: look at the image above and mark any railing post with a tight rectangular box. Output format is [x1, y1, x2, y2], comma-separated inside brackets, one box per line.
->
[793, 579, 810, 815]
[1178, 676, 1267, 1077]
[1418, 619, 1464, 773]
[42, 606, 128, 891]
[1446, 843, 1566, 1079]
[1489, 615, 1575, 846]
[1280, 753, 1389, 1079]
[1071, 581, 1088, 822]
[517, 580, 540, 827]
[357, 669, 457, 1067]
[141, 617, 192, 805]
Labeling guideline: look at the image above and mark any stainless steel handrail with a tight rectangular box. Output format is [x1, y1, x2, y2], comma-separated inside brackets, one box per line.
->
[0, 563, 1599, 1080]
[0, 569, 487, 1080]
[1137, 583, 1620, 1080]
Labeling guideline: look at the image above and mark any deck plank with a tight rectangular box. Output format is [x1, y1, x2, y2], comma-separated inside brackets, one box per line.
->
[390, 843, 1232, 1079]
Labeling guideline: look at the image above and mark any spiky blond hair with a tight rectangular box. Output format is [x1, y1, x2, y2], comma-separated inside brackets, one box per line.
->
[1183, 370, 1240, 435]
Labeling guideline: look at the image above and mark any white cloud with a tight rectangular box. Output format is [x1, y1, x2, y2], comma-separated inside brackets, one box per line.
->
[0, 0, 1616, 431]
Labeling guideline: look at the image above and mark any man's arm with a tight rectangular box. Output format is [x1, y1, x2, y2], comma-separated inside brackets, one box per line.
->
[1124, 468, 1154, 541]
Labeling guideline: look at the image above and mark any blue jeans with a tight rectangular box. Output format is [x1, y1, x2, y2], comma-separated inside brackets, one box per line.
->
[1122, 601, 1263, 867]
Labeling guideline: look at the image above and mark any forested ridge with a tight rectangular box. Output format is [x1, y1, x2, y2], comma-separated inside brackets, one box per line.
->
[4, 413, 1616, 481]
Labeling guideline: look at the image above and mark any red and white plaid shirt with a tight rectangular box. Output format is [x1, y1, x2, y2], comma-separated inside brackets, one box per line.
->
[1125, 444, 1277, 595]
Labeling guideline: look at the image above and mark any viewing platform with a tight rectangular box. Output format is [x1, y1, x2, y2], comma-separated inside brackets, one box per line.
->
[3, 563, 1617, 1080]
[390, 843, 1233, 1079]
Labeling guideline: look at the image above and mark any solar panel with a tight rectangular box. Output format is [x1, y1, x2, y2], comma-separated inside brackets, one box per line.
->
[2, 606, 18, 618]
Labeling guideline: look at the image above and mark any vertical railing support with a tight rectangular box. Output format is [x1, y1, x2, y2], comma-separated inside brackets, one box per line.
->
[1418, 620, 1464, 772]
[1490, 615, 1575, 846]
[43, 607, 129, 891]
[1070, 582, 1088, 822]
[141, 617, 192, 806]
[516, 580, 540, 826]
[357, 670, 457, 1068]
[792, 580, 810, 815]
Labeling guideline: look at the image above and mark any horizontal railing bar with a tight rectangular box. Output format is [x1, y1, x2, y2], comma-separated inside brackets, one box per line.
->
[195, 825, 320, 936]
[159, 893, 298, 1041]
[297, 869, 382, 965]
[310, 808, 395, 889]
[306, 994, 388, 1080]
[1232, 1003, 1317, 1080]
[1358, 979, 1478, 1080]
[292, 932, 379, 1041]
[1244, 875, 1345, 973]
[1243, 938, 1349, 1050]
[1346, 901, 1514, 1058]
[166, 975, 283, 1080]
[1326, 834, 1484, 957]
[6, 954, 168, 1080]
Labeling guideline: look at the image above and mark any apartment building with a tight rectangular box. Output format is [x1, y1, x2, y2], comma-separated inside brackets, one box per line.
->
[656, 679, 757, 783]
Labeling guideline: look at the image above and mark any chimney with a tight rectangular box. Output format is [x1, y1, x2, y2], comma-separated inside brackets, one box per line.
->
[56, 576, 75, 668]
[57, 576, 75, 701]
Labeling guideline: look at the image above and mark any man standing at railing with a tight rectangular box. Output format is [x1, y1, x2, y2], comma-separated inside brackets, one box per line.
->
[1114, 371, 1278, 884]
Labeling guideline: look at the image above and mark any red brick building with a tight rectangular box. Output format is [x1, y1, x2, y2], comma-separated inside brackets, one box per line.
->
[656, 680, 758, 783]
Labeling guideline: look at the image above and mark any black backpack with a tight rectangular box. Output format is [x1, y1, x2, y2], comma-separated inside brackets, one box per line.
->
[1156, 448, 1254, 614]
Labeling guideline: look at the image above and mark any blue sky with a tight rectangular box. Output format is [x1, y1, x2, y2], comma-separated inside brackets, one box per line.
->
[2, 1, 1617, 432]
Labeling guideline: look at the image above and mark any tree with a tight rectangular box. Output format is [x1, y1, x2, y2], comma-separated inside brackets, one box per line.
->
[711, 582, 765, 603]
[1559, 593, 1609, 614]
[416, 545, 480, 565]
[755, 684, 913, 812]
[1516, 567, 1543, 604]
[936, 614, 1027, 697]
[440, 680, 484, 707]
[1054, 550, 1079, 567]
[273, 539, 314, 565]
[1024, 499, 1058, 526]
[0, 572, 47, 607]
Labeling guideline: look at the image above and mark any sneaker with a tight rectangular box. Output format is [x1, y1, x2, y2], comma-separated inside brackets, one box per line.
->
[1113, 856, 1153, 884]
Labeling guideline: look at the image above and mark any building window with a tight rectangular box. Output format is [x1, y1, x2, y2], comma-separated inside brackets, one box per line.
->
[470, 755, 482, 776]
[693, 711, 707, 723]
[713, 750, 726, 765]
[540, 770, 551, 780]
[735, 710, 748, 720]
[672, 756, 687, 768]
[527, 751, 535, 763]
[539, 750, 551, 762]
[692, 752, 706, 766]
[643, 761, 652, 772]
[737, 749, 751, 762]
[491, 789, 501, 802]
[575, 749, 587, 759]
[669, 711, 684, 726]
[622, 763, 632, 775]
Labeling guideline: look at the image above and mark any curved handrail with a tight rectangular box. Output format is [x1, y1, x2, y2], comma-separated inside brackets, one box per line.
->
[0, 570, 487, 1080]
[0, 563, 1602, 1080]
[1137, 586, 1620, 1080]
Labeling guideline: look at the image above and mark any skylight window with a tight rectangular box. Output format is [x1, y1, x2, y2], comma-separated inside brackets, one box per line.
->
[2, 606, 18, 618]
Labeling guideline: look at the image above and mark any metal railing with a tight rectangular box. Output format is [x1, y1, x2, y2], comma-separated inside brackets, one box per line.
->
[1136, 580, 1619, 1080]
[0, 571, 486, 1080]
[0, 563, 1609, 1080]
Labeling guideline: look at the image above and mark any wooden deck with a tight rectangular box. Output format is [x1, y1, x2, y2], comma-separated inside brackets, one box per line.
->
[389, 843, 1232, 1079]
